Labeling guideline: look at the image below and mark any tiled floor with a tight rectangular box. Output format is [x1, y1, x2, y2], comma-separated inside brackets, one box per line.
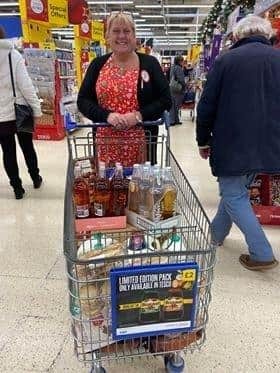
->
[0, 111, 279, 373]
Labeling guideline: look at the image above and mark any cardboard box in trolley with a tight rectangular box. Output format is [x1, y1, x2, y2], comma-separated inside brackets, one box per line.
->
[125, 209, 181, 231]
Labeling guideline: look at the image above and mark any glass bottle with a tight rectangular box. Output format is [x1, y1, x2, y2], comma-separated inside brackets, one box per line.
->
[73, 165, 90, 218]
[161, 167, 177, 219]
[88, 171, 96, 217]
[111, 164, 128, 216]
[148, 167, 163, 222]
[93, 162, 110, 217]
[138, 165, 151, 218]
[128, 164, 141, 212]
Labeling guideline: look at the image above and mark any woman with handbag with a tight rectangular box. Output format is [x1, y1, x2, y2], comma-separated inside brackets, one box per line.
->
[0, 26, 42, 199]
[169, 55, 186, 126]
[77, 12, 171, 166]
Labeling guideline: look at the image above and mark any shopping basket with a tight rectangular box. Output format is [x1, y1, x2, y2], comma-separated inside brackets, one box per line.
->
[63, 115, 216, 373]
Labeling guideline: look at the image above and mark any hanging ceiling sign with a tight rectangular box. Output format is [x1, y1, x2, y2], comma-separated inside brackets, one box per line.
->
[25, 0, 68, 26]
[92, 20, 104, 42]
[48, 0, 68, 26]
[78, 19, 92, 39]
[254, 0, 280, 15]
[26, 0, 49, 22]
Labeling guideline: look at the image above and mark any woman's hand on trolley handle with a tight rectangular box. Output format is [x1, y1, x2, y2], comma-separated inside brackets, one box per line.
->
[107, 111, 143, 130]
[199, 145, 211, 160]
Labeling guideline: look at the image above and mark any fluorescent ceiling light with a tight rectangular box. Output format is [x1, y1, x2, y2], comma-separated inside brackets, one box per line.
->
[135, 28, 151, 31]
[164, 5, 212, 8]
[134, 19, 146, 22]
[144, 15, 164, 18]
[0, 2, 18, 6]
[0, 12, 19, 15]
[165, 13, 208, 18]
[136, 23, 201, 28]
[168, 31, 197, 34]
[135, 4, 213, 9]
[91, 11, 139, 16]
[88, 1, 133, 4]
[155, 35, 195, 39]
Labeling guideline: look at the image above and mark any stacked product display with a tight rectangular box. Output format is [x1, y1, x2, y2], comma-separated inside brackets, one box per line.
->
[249, 174, 280, 224]
[24, 41, 77, 140]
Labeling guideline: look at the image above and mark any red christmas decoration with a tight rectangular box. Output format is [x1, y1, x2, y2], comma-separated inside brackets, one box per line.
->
[68, 0, 89, 25]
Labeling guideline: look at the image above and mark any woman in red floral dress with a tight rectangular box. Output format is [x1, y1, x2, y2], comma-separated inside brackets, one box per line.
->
[95, 54, 146, 167]
[78, 12, 172, 166]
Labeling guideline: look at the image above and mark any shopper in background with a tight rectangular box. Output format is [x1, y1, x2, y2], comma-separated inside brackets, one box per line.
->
[169, 55, 186, 126]
[77, 12, 171, 166]
[196, 15, 279, 271]
[0, 26, 42, 199]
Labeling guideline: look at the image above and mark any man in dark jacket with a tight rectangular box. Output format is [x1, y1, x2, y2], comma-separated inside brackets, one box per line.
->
[196, 15, 279, 271]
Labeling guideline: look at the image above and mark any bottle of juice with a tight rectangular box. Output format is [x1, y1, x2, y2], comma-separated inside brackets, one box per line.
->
[128, 164, 141, 212]
[73, 165, 90, 218]
[161, 167, 177, 219]
[111, 164, 128, 216]
[93, 162, 110, 217]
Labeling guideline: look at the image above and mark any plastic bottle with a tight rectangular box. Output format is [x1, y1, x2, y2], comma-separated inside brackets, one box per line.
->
[93, 161, 110, 217]
[148, 167, 163, 222]
[111, 164, 128, 216]
[161, 167, 177, 219]
[138, 165, 151, 218]
[73, 165, 90, 218]
[128, 164, 141, 212]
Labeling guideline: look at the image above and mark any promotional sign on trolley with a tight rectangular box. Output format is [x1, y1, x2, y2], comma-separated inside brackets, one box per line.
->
[110, 263, 198, 340]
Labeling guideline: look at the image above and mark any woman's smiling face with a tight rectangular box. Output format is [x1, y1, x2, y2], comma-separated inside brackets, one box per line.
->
[107, 19, 136, 55]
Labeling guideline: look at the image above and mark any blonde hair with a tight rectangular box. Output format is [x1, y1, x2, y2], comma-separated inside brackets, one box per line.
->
[233, 15, 273, 40]
[106, 12, 135, 39]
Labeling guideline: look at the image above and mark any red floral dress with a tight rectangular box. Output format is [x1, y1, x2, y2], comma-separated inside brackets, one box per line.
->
[95, 55, 146, 167]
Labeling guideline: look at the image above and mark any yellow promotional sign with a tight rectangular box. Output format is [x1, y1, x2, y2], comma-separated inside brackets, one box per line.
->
[92, 21, 104, 42]
[25, 21, 52, 43]
[48, 0, 68, 27]
[39, 41, 56, 50]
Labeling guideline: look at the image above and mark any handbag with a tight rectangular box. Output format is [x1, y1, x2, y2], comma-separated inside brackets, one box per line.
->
[8, 52, 34, 133]
[170, 76, 182, 94]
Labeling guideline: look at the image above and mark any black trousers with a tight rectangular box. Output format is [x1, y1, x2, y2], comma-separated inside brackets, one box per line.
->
[0, 125, 39, 188]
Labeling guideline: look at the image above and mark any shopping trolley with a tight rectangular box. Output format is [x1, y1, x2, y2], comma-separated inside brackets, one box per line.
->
[63, 115, 216, 373]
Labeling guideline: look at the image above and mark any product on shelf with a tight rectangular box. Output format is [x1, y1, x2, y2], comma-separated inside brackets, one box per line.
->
[270, 175, 280, 206]
[249, 177, 262, 206]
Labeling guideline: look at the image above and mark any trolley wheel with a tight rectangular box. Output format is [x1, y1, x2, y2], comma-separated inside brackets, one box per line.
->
[90, 367, 106, 373]
[165, 355, 185, 373]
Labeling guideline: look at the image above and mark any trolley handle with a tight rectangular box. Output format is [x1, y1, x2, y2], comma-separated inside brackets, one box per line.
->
[66, 111, 170, 130]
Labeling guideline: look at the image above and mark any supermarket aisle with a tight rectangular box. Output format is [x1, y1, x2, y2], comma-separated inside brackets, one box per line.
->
[0, 111, 279, 373]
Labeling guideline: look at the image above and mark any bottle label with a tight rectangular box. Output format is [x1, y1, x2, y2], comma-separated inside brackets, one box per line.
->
[76, 205, 89, 218]
[94, 203, 104, 217]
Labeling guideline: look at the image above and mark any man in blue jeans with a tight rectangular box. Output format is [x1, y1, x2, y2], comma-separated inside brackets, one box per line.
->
[196, 15, 279, 271]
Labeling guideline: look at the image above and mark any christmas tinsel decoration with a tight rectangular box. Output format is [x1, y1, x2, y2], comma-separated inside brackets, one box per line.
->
[199, 0, 256, 43]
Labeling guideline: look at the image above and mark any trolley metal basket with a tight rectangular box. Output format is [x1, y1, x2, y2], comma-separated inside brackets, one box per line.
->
[63, 118, 216, 373]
